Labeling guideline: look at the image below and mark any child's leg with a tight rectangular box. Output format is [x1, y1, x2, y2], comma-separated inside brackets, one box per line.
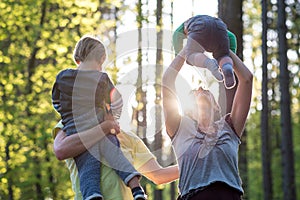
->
[74, 145, 103, 200]
[99, 134, 147, 200]
[186, 52, 206, 67]
[208, 17, 236, 89]
[186, 33, 223, 81]
[187, 53, 223, 82]
[128, 176, 147, 200]
[219, 56, 236, 89]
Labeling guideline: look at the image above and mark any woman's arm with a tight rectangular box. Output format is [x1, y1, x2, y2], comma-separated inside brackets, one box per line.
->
[53, 118, 120, 160]
[138, 158, 179, 185]
[229, 51, 253, 137]
[162, 51, 186, 138]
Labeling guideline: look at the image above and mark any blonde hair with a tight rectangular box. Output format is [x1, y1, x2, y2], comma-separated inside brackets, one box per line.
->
[73, 35, 106, 64]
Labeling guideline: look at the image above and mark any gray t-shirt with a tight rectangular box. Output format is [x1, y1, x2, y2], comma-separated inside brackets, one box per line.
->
[172, 115, 243, 197]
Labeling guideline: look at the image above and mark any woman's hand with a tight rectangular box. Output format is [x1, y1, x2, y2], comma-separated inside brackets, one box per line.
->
[178, 46, 187, 59]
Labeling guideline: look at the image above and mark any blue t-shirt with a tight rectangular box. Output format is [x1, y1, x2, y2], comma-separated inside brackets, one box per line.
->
[172, 115, 243, 197]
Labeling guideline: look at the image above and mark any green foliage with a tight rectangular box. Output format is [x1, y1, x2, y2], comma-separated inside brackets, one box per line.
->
[244, 0, 300, 199]
[246, 111, 263, 199]
[0, 0, 299, 199]
[0, 0, 120, 199]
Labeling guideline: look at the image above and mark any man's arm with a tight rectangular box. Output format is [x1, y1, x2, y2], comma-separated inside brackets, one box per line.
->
[53, 118, 120, 160]
[138, 159, 179, 185]
[124, 132, 179, 185]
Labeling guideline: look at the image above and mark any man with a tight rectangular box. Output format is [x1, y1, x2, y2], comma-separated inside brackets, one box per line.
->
[53, 118, 179, 200]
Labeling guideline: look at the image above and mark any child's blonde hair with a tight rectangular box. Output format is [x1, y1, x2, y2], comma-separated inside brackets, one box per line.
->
[73, 35, 106, 65]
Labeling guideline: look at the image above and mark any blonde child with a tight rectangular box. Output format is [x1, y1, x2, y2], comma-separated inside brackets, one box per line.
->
[52, 36, 146, 200]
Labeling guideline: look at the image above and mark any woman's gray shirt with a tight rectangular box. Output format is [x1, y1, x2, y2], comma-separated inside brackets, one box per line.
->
[172, 115, 243, 196]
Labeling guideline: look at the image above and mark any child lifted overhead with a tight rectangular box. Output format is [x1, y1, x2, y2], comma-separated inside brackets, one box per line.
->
[52, 35, 147, 200]
[173, 15, 237, 89]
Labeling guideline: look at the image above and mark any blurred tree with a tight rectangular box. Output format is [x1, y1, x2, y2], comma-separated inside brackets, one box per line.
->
[218, 0, 248, 198]
[153, 0, 163, 199]
[1, 0, 299, 199]
[134, 0, 148, 144]
[277, 1, 296, 199]
[0, 0, 121, 199]
[261, 0, 273, 200]
[244, 0, 300, 199]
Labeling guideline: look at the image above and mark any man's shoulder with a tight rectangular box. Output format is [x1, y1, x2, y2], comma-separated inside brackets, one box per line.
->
[117, 131, 140, 146]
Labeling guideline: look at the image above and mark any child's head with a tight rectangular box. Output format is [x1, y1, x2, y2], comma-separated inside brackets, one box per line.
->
[73, 35, 106, 66]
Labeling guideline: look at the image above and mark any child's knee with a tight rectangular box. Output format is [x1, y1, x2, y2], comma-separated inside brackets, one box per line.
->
[186, 53, 197, 66]
[187, 53, 208, 67]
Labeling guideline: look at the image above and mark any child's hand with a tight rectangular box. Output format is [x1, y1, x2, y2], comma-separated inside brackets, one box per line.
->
[104, 112, 120, 134]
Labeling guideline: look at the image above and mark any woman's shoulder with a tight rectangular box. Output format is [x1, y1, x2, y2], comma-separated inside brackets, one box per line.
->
[216, 114, 240, 140]
[172, 116, 198, 140]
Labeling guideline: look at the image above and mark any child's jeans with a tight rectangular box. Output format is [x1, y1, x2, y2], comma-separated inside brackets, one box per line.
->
[74, 134, 141, 200]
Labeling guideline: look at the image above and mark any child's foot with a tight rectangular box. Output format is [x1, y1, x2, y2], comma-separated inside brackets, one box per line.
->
[132, 186, 147, 200]
[222, 63, 236, 89]
[204, 58, 223, 82]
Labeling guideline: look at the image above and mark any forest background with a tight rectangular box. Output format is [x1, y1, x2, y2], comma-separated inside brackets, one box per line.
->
[0, 0, 299, 200]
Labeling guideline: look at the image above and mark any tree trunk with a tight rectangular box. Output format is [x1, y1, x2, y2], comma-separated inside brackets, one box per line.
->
[170, 1, 176, 199]
[218, 0, 248, 198]
[26, 1, 47, 198]
[154, 0, 163, 199]
[261, 0, 273, 199]
[35, 158, 44, 200]
[5, 139, 13, 200]
[277, 1, 296, 200]
[218, 0, 242, 113]
[134, 0, 148, 144]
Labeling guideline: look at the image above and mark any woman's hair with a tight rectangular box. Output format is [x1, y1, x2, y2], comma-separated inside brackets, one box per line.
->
[184, 86, 221, 121]
[73, 35, 106, 64]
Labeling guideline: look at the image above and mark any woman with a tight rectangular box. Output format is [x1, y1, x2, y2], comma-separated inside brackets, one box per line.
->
[162, 47, 253, 200]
